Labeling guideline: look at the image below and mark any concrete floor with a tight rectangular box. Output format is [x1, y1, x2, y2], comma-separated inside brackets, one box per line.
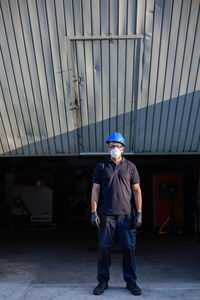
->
[0, 227, 200, 300]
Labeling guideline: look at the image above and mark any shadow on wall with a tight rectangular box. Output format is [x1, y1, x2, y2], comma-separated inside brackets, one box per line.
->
[1, 90, 200, 156]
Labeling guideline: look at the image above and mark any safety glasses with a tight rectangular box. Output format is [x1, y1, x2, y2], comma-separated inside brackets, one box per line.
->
[108, 144, 123, 149]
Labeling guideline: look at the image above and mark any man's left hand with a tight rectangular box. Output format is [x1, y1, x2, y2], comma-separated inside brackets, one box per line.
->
[134, 212, 142, 229]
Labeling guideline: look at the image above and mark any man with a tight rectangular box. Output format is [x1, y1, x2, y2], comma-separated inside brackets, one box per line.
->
[91, 132, 142, 296]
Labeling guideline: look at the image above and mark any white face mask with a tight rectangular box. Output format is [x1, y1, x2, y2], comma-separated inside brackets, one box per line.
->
[110, 147, 122, 159]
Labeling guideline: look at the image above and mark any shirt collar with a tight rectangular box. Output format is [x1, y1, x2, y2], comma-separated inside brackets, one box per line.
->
[108, 156, 126, 165]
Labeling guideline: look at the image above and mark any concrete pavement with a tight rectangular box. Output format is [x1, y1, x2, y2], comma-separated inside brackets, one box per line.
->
[0, 229, 199, 299]
[1, 282, 200, 300]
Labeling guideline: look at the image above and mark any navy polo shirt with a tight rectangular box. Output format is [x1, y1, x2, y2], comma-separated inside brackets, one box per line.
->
[92, 157, 140, 215]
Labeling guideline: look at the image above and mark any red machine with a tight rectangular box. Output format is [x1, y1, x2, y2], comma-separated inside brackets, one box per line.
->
[154, 174, 183, 234]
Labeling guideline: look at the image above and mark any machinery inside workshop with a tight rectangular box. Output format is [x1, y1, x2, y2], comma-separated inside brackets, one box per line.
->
[0, 155, 199, 241]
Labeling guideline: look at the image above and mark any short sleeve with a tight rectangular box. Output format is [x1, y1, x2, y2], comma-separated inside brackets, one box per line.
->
[92, 163, 102, 184]
[130, 164, 140, 185]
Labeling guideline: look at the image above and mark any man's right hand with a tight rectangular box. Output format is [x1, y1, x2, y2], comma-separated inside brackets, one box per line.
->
[91, 212, 100, 228]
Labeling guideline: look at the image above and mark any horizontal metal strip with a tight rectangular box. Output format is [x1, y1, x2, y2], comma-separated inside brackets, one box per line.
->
[66, 35, 143, 40]
[0, 153, 77, 158]
[79, 152, 200, 156]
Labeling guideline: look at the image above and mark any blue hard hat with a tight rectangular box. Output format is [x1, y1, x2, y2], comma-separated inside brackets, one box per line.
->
[106, 132, 125, 146]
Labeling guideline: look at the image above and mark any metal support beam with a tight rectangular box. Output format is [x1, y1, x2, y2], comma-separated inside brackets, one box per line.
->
[66, 35, 143, 41]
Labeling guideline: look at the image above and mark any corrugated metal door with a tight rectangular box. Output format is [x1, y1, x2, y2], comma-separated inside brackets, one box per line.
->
[67, 35, 142, 154]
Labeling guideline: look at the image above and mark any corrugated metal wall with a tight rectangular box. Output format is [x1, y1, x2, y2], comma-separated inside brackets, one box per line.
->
[0, 0, 200, 156]
[137, 0, 200, 154]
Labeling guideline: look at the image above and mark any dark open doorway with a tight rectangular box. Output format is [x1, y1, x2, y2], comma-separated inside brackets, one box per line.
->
[0, 155, 200, 237]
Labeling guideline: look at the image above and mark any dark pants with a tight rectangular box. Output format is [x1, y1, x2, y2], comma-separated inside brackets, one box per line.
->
[97, 215, 137, 285]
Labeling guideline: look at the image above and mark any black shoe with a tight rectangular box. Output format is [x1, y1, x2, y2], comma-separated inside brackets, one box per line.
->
[126, 283, 142, 296]
[93, 281, 108, 295]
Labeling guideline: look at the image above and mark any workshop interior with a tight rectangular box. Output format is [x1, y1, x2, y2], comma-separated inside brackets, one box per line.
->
[0, 155, 199, 241]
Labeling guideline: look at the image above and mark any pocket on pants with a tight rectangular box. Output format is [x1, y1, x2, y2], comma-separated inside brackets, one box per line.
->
[126, 215, 134, 230]
[100, 215, 107, 229]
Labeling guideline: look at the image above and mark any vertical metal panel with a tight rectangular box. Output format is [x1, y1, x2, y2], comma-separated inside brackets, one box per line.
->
[16, 0, 46, 154]
[64, 0, 80, 154]
[136, 0, 154, 152]
[26, 0, 53, 154]
[124, 39, 135, 151]
[0, 0, 200, 156]
[90, 2, 102, 152]
[75, 40, 89, 151]
[184, 59, 200, 152]
[144, 0, 164, 152]
[100, 1, 110, 152]
[109, 40, 117, 137]
[164, 0, 192, 153]
[101, 40, 110, 152]
[82, 2, 96, 152]
[0, 81, 16, 154]
[190, 58, 200, 152]
[0, 106, 9, 154]
[43, 0, 64, 153]
[151, 0, 173, 153]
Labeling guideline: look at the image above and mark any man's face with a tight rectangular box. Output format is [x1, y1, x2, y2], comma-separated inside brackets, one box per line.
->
[107, 142, 124, 154]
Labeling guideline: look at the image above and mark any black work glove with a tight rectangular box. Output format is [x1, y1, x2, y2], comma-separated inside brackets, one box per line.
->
[91, 212, 100, 229]
[134, 212, 142, 229]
